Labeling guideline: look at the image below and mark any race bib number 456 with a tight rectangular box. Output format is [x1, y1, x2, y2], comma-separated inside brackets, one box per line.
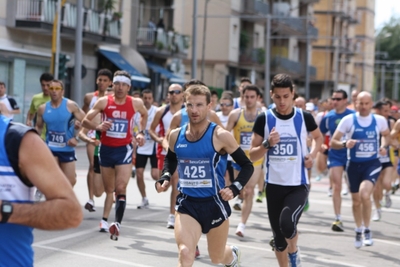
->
[178, 158, 212, 188]
[355, 139, 377, 158]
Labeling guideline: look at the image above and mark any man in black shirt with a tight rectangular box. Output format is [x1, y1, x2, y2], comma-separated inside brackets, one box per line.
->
[250, 74, 322, 267]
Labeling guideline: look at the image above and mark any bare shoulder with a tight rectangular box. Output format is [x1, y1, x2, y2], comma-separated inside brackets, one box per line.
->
[214, 125, 231, 140]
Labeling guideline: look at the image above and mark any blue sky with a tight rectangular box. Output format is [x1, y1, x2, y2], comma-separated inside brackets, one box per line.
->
[375, 0, 400, 29]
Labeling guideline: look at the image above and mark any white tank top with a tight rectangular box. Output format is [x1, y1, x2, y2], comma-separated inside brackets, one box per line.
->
[136, 105, 157, 155]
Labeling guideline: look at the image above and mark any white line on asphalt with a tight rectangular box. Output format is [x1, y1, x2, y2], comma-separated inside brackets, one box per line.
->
[33, 228, 98, 246]
[33, 245, 153, 267]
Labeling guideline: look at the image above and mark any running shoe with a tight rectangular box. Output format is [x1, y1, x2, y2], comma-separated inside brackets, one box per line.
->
[327, 187, 332, 197]
[288, 248, 302, 267]
[354, 231, 363, 249]
[372, 209, 381, 221]
[109, 222, 120, 241]
[256, 191, 263, 203]
[384, 193, 392, 208]
[167, 214, 175, 229]
[269, 237, 275, 251]
[195, 245, 200, 259]
[235, 223, 245, 238]
[137, 198, 149, 209]
[224, 246, 240, 267]
[233, 198, 242, 211]
[131, 169, 136, 178]
[392, 183, 399, 194]
[331, 220, 344, 232]
[363, 229, 373, 246]
[341, 187, 348, 196]
[99, 220, 109, 232]
[303, 199, 309, 212]
[84, 199, 96, 212]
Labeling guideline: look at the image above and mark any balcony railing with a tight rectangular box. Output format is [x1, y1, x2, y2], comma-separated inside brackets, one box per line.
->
[271, 56, 303, 75]
[15, 0, 121, 40]
[137, 28, 189, 55]
[241, 0, 269, 15]
[272, 2, 308, 35]
[239, 48, 265, 65]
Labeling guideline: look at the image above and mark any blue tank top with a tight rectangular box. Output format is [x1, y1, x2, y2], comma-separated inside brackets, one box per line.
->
[180, 107, 189, 127]
[174, 123, 227, 197]
[0, 116, 34, 266]
[349, 114, 379, 162]
[43, 98, 75, 152]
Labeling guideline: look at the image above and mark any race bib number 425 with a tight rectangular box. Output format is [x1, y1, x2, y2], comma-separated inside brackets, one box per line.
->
[178, 158, 212, 188]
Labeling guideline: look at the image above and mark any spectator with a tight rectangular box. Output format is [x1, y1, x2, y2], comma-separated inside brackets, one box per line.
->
[0, 82, 20, 119]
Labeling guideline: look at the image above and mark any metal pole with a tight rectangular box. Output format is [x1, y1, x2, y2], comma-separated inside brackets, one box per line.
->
[54, 0, 62, 78]
[333, 17, 340, 91]
[380, 64, 385, 100]
[394, 68, 399, 100]
[305, 22, 310, 101]
[74, 0, 83, 105]
[191, 0, 198, 79]
[264, 15, 271, 107]
[200, 0, 210, 82]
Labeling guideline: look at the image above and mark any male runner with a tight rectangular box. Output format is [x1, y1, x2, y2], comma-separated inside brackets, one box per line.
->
[250, 73, 322, 266]
[156, 84, 253, 267]
[319, 89, 354, 231]
[82, 70, 148, 240]
[35, 80, 86, 187]
[331, 92, 389, 248]
[81, 69, 113, 212]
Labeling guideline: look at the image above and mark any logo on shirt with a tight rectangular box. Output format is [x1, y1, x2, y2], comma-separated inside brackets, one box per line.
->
[108, 106, 117, 109]
[355, 128, 364, 132]
[176, 144, 187, 148]
[211, 217, 222, 225]
[111, 110, 127, 119]
[366, 131, 376, 138]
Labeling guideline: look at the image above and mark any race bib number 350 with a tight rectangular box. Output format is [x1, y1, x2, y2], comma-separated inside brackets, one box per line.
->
[106, 119, 128, 139]
[269, 137, 298, 163]
[178, 158, 212, 188]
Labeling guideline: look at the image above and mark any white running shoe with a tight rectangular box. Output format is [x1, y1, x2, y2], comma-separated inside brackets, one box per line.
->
[341, 187, 348, 196]
[137, 198, 149, 209]
[167, 214, 175, 229]
[384, 193, 392, 208]
[327, 188, 332, 197]
[109, 222, 120, 241]
[235, 223, 246, 238]
[363, 229, 374, 246]
[288, 247, 302, 267]
[224, 246, 240, 267]
[99, 220, 109, 232]
[372, 209, 381, 221]
[354, 231, 363, 249]
[84, 199, 96, 212]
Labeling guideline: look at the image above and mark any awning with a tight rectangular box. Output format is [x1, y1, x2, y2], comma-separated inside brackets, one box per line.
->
[146, 61, 186, 84]
[98, 49, 151, 88]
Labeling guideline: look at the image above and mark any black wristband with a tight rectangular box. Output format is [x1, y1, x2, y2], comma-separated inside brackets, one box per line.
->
[227, 184, 240, 198]
[155, 172, 171, 190]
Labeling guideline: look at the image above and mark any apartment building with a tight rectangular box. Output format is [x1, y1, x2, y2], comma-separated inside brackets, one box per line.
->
[312, 0, 362, 99]
[173, 0, 319, 98]
[1, 0, 188, 122]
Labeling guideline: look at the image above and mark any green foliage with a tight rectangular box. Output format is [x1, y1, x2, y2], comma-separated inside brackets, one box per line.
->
[240, 31, 250, 51]
[156, 41, 164, 50]
[257, 48, 265, 65]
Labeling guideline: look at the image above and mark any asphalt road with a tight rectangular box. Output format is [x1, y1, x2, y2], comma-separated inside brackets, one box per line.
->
[33, 146, 400, 267]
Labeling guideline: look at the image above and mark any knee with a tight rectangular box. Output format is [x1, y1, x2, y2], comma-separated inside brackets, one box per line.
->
[115, 184, 127, 195]
[178, 245, 195, 266]
[274, 236, 288, 252]
[359, 191, 371, 202]
[280, 207, 296, 239]
[244, 186, 255, 198]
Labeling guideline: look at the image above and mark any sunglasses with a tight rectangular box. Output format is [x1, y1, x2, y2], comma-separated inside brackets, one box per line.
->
[220, 103, 232, 107]
[49, 87, 62, 91]
[168, 90, 182, 95]
[331, 98, 343, 101]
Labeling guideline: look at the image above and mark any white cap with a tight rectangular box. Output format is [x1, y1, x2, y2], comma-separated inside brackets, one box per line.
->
[306, 102, 315, 111]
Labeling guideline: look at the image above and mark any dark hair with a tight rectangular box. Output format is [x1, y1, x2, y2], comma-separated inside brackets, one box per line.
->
[240, 77, 251, 84]
[243, 84, 261, 96]
[51, 79, 64, 90]
[40, 73, 54, 83]
[374, 100, 391, 110]
[132, 90, 141, 96]
[0, 81, 5, 87]
[184, 85, 211, 104]
[381, 97, 393, 107]
[271, 74, 293, 92]
[141, 89, 152, 96]
[210, 90, 219, 97]
[333, 89, 348, 99]
[114, 70, 130, 79]
[221, 91, 234, 97]
[183, 79, 206, 90]
[97, 69, 113, 80]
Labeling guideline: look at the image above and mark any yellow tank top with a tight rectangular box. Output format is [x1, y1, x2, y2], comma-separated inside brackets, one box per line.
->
[233, 109, 263, 167]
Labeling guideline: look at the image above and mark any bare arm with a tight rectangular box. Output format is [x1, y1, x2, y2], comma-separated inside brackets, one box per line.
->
[133, 98, 148, 147]
[330, 130, 347, 149]
[164, 112, 181, 150]
[78, 127, 99, 146]
[149, 106, 165, 144]
[308, 128, 323, 160]
[225, 109, 240, 132]
[249, 132, 267, 162]
[26, 100, 37, 126]
[68, 100, 86, 122]
[209, 110, 224, 128]
[34, 104, 45, 135]
[0, 102, 10, 117]
[0, 132, 82, 229]
[82, 97, 107, 131]
[81, 93, 93, 114]
[390, 120, 400, 147]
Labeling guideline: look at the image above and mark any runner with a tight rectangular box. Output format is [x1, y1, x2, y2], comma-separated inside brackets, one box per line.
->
[81, 69, 113, 212]
[250, 73, 322, 266]
[330, 91, 390, 248]
[35, 80, 86, 187]
[155, 84, 253, 267]
[134, 89, 158, 209]
[82, 70, 148, 241]
[225, 84, 264, 238]
[149, 84, 185, 229]
[319, 89, 354, 231]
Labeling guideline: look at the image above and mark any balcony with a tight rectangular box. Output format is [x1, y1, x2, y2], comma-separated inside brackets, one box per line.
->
[239, 48, 265, 66]
[136, 28, 189, 59]
[272, 3, 307, 36]
[331, 72, 358, 85]
[271, 56, 303, 78]
[241, 0, 270, 16]
[299, 0, 320, 4]
[11, 0, 121, 44]
[314, 0, 359, 23]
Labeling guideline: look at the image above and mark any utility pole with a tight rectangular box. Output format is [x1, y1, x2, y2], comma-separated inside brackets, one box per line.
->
[191, 0, 198, 79]
[264, 15, 271, 107]
[393, 68, 399, 100]
[201, 0, 210, 82]
[333, 17, 340, 91]
[52, 0, 65, 78]
[380, 64, 385, 100]
[73, 0, 83, 105]
[305, 21, 310, 101]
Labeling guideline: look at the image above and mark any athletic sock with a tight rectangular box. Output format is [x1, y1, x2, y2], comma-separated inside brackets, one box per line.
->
[115, 195, 126, 224]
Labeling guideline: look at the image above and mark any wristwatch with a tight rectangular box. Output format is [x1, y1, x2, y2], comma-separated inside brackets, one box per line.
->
[137, 130, 145, 135]
[1, 201, 13, 223]
[342, 140, 347, 148]
[262, 139, 272, 149]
